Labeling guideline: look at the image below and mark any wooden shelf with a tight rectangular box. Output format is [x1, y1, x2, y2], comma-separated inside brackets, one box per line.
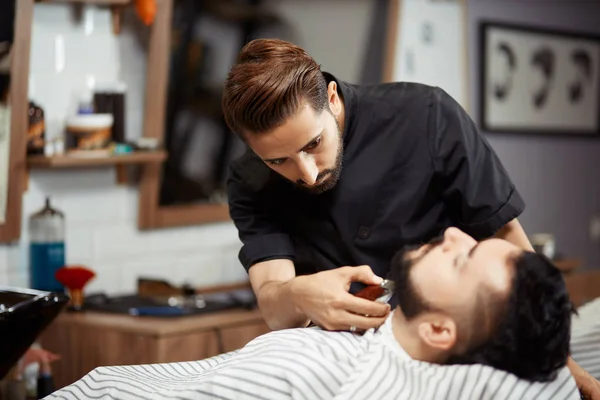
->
[37, 0, 132, 33]
[204, 1, 279, 24]
[37, 0, 132, 5]
[27, 150, 167, 169]
[554, 258, 583, 274]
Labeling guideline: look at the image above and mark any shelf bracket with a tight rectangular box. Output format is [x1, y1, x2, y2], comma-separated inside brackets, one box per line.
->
[111, 6, 123, 35]
[116, 165, 128, 185]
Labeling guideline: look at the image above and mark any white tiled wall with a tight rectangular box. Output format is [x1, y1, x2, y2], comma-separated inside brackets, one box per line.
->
[0, 4, 247, 294]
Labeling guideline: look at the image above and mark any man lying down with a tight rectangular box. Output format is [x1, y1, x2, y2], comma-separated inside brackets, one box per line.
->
[45, 228, 579, 400]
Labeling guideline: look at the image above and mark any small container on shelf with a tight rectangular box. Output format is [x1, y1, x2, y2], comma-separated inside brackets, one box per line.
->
[93, 82, 127, 143]
[531, 233, 556, 259]
[27, 101, 45, 156]
[65, 113, 114, 157]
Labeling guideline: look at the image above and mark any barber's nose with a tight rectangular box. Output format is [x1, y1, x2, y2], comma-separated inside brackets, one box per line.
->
[296, 157, 318, 186]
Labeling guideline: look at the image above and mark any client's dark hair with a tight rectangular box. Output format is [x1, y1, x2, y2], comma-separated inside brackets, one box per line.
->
[447, 251, 575, 382]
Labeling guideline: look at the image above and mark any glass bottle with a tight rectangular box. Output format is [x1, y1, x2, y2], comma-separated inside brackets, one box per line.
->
[29, 198, 66, 292]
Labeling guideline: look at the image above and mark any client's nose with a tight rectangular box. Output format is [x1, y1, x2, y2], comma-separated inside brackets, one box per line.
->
[442, 227, 476, 249]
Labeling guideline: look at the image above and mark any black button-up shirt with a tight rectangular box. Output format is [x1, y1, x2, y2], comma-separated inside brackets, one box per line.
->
[226, 72, 525, 291]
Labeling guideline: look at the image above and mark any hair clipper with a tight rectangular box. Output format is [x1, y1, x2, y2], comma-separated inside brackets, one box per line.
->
[354, 279, 395, 304]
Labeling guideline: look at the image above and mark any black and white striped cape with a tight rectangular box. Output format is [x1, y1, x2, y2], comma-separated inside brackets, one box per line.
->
[571, 297, 600, 380]
[45, 299, 600, 400]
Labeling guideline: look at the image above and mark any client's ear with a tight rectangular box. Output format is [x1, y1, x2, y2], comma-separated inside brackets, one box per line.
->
[417, 316, 456, 351]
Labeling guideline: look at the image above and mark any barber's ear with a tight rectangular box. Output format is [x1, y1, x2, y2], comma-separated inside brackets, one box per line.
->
[417, 317, 456, 351]
[327, 82, 341, 115]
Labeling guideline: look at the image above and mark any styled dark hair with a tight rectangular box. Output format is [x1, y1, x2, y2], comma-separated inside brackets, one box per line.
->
[446, 251, 575, 382]
[222, 39, 328, 138]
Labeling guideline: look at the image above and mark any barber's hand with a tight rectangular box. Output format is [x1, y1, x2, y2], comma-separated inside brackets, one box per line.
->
[290, 265, 391, 332]
[569, 358, 600, 400]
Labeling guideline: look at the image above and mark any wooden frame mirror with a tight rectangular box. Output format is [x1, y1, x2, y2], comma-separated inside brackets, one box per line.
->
[137, 0, 234, 230]
[138, 0, 287, 230]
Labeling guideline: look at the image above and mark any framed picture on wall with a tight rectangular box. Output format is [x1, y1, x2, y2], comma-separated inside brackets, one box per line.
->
[479, 21, 600, 136]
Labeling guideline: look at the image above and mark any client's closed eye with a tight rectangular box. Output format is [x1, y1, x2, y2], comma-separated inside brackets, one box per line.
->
[453, 240, 485, 270]
[453, 254, 467, 270]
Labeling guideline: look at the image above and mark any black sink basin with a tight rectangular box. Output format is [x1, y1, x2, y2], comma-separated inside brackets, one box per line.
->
[0, 286, 69, 380]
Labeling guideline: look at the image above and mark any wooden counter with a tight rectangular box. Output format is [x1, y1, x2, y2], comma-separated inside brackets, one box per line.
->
[39, 308, 270, 389]
[565, 270, 600, 308]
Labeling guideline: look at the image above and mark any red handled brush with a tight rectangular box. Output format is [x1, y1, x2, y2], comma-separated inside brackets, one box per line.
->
[55, 266, 96, 311]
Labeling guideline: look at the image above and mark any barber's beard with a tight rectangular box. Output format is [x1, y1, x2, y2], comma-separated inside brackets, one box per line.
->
[297, 125, 344, 195]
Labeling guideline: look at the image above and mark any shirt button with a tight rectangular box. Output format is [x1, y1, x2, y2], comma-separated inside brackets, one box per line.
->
[358, 226, 370, 239]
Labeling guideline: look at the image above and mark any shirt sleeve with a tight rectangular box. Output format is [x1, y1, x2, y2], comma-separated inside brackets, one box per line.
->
[428, 87, 525, 239]
[227, 154, 296, 271]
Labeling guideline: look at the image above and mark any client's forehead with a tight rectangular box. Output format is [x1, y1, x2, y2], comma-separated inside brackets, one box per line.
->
[473, 239, 519, 294]
[407, 238, 519, 307]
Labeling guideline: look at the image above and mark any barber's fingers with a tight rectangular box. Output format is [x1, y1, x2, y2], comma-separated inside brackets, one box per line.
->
[344, 294, 391, 318]
[313, 311, 387, 332]
[336, 311, 388, 333]
[337, 265, 383, 286]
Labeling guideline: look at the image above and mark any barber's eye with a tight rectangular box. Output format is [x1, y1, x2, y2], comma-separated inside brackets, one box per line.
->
[305, 136, 322, 151]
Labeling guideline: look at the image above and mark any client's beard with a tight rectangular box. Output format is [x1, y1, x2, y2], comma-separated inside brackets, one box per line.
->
[391, 235, 444, 319]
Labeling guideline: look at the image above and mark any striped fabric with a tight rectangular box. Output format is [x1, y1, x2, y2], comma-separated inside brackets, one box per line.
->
[45, 309, 585, 400]
[571, 297, 600, 380]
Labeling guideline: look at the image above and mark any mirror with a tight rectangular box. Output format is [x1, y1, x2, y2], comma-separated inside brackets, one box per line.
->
[157, 0, 297, 208]
[138, 0, 374, 230]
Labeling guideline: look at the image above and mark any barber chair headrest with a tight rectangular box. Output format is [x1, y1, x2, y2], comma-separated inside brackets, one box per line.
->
[0, 286, 69, 380]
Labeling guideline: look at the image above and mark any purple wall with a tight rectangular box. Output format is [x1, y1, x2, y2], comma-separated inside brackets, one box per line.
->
[468, 0, 600, 269]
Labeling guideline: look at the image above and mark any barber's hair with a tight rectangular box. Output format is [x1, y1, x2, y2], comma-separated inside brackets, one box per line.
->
[447, 251, 575, 382]
[222, 39, 328, 138]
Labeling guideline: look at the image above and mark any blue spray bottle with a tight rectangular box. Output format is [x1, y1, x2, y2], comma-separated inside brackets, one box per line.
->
[29, 198, 66, 292]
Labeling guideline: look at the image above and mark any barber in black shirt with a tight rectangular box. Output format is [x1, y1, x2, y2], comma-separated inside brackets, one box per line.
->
[221, 38, 600, 397]
[223, 37, 530, 329]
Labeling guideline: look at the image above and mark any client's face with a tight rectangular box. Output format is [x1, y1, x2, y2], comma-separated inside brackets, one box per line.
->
[394, 227, 521, 353]
[408, 227, 518, 311]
